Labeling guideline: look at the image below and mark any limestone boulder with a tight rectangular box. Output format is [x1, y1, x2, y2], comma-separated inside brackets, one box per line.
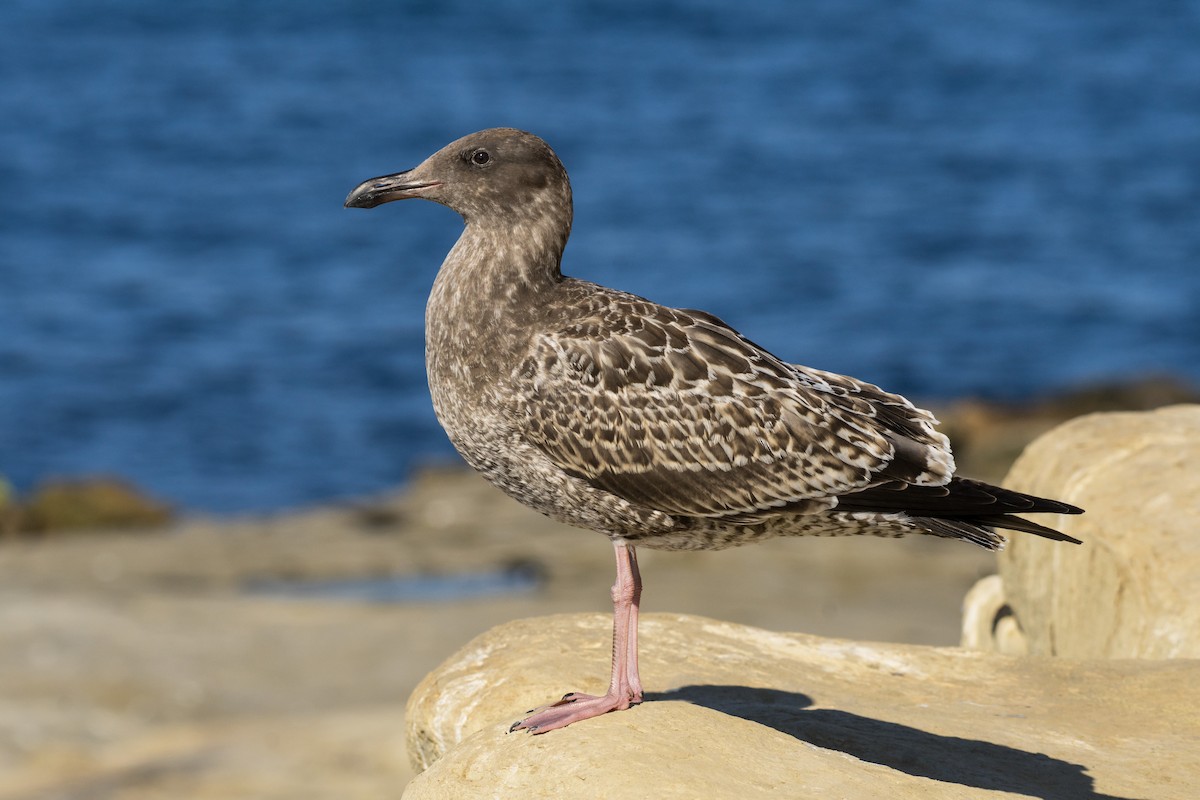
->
[403, 612, 1199, 799]
[963, 405, 1200, 659]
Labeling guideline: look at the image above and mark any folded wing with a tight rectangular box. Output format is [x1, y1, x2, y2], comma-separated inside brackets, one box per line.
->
[514, 290, 956, 522]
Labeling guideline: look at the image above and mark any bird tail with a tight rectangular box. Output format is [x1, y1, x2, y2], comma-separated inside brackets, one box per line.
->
[837, 478, 1084, 551]
[909, 512, 1082, 551]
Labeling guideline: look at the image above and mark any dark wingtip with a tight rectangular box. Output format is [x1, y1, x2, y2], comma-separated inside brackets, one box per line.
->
[1029, 525, 1084, 545]
[1031, 497, 1085, 516]
[974, 513, 1084, 545]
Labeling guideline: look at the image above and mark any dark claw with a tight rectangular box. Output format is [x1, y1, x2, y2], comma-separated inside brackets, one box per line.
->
[561, 692, 578, 701]
[508, 720, 522, 733]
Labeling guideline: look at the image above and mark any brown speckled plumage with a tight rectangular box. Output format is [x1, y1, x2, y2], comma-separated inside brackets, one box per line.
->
[345, 128, 1083, 732]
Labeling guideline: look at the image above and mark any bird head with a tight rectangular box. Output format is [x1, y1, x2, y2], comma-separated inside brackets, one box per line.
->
[344, 128, 572, 227]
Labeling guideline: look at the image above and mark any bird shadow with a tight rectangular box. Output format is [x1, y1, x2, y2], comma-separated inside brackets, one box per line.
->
[645, 685, 1144, 800]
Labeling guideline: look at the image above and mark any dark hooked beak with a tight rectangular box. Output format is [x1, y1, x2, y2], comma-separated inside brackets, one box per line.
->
[343, 169, 442, 209]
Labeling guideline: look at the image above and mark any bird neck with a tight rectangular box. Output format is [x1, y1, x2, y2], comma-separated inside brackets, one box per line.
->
[426, 213, 569, 374]
[449, 210, 568, 292]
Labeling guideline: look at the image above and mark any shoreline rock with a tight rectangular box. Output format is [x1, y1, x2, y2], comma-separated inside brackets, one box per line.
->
[404, 405, 1200, 798]
[402, 613, 1200, 799]
[963, 405, 1200, 659]
[5, 403, 1197, 796]
[2, 476, 173, 538]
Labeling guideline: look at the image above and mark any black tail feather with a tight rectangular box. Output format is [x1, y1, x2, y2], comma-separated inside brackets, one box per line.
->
[838, 477, 1084, 549]
[970, 513, 1083, 544]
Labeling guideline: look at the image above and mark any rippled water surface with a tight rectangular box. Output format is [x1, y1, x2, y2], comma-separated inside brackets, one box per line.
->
[3, 0, 1198, 510]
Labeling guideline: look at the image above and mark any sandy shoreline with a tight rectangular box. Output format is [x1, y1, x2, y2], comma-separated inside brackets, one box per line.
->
[3, 382, 1196, 796]
[0, 466, 1004, 796]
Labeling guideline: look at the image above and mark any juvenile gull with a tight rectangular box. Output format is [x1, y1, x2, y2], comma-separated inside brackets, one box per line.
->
[344, 128, 1083, 734]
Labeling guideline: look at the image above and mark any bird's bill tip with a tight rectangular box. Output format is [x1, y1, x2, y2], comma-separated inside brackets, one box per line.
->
[343, 170, 440, 209]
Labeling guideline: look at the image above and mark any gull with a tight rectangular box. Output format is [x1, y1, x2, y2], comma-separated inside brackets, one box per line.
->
[345, 128, 1083, 734]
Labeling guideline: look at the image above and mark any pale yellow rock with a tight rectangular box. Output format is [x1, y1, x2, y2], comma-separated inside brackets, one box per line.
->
[960, 574, 1031, 656]
[404, 613, 1200, 799]
[997, 405, 1200, 659]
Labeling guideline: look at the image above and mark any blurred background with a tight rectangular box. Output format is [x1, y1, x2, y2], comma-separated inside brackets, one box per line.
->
[3, 0, 1199, 514]
[3, 2, 1200, 795]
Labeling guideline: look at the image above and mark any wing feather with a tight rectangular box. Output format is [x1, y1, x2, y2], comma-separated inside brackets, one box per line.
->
[514, 291, 954, 520]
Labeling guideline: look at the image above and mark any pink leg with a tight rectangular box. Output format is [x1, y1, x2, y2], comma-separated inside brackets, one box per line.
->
[625, 544, 643, 698]
[509, 539, 645, 734]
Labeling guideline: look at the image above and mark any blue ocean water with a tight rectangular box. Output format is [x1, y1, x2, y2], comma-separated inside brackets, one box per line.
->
[2, 1, 1198, 512]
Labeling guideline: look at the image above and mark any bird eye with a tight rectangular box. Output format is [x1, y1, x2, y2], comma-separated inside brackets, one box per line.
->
[471, 150, 492, 165]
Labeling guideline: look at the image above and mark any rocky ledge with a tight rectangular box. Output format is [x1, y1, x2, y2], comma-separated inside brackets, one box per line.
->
[402, 613, 1198, 800]
[3, 405, 1196, 797]
[403, 406, 1200, 799]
